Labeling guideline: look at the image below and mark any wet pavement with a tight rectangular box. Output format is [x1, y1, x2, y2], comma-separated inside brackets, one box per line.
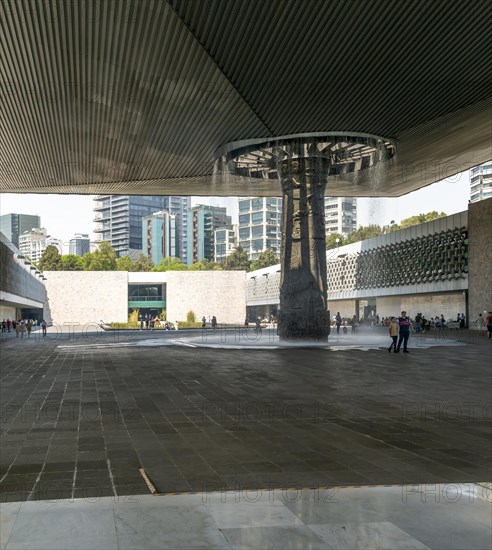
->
[1, 328, 491, 503]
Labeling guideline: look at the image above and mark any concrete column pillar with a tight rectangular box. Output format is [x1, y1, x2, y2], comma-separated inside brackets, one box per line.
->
[278, 156, 330, 340]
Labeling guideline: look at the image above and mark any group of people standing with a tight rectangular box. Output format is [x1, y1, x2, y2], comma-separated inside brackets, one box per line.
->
[388, 312, 412, 353]
[334, 313, 359, 334]
[1, 318, 47, 338]
[202, 316, 218, 329]
[138, 313, 178, 331]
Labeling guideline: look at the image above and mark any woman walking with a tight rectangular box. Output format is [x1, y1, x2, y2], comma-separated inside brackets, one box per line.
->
[388, 317, 398, 352]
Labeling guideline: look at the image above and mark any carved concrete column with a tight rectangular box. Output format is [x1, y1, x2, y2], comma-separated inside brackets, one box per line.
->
[277, 155, 330, 340]
[215, 133, 396, 342]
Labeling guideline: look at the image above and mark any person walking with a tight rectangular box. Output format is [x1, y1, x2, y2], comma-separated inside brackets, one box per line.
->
[335, 312, 342, 334]
[7, 319, 11, 333]
[486, 312, 492, 339]
[15, 321, 20, 338]
[351, 315, 357, 334]
[202, 316, 206, 328]
[41, 319, 47, 337]
[26, 319, 33, 338]
[19, 320, 26, 339]
[459, 313, 465, 329]
[1, 319, 6, 333]
[388, 317, 398, 352]
[211, 316, 217, 330]
[396, 311, 411, 353]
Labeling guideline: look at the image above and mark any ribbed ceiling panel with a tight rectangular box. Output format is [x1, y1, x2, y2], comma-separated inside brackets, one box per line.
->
[0, 0, 269, 192]
[170, 0, 492, 136]
[0, 0, 491, 195]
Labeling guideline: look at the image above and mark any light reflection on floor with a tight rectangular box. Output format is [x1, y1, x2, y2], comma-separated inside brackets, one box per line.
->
[1, 484, 490, 549]
[57, 328, 467, 351]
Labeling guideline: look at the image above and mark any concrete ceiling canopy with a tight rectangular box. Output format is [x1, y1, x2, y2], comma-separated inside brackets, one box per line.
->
[0, 0, 490, 196]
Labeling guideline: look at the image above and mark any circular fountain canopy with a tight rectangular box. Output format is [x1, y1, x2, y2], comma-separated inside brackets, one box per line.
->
[217, 132, 396, 180]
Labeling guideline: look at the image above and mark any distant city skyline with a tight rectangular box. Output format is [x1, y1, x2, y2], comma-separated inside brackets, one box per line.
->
[0, 170, 471, 253]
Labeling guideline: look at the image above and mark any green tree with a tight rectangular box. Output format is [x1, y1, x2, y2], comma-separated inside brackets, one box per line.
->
[399, 211, 446, 228]
[223, 245, 251, 271]
[60, 254, 84, 271]
[325, 232, 345, 250]
[151, 256, 188, 272]
[128, 309, 139, 324]
[116, 255, 134, 271]
[189, 258, 223, 271]
[132, 254, 154, 272]
[38, 245, 62, 271]
[83, 241, 117, 271]
[382, 222, 400, 233]
[345, 225, 384, 244]
[186, 310, 196, 323]
[250, 248, 279, 271]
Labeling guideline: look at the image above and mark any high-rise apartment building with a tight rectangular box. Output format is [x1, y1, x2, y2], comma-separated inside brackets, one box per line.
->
[237, 196, 356, 260]
[93, 195, 190, 260]
[187, 205, 231, 265]
[69, 234, 90, 256]
[18, 228, 63, 263]
[324, 197, 357, 236]
[142, 211, 179, 264]
[0, 213, 41, 247]
[214, 225, 238, 263]
[19, 228, 47, 261]
[470, 162, 492, 203]
[237, 197, 282, 260]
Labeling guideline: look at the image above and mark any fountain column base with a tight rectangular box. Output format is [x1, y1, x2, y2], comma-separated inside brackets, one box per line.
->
[278, 158, 330, 341]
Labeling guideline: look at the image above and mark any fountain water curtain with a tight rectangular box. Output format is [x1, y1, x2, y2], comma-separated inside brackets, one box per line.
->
[216, 133, 396, 341]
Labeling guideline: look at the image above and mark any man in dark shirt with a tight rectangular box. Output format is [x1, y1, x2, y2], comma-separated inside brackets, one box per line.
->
[396, 310, 411, 353]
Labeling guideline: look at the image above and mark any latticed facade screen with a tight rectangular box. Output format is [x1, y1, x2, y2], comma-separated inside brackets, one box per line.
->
[328, 227, 468, 292]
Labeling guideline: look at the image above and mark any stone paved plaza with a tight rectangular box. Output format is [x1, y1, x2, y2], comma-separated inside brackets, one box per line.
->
[1, 329, 491, 504]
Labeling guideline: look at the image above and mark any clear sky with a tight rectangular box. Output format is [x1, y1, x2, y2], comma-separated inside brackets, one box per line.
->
[0, 170, 470, 253]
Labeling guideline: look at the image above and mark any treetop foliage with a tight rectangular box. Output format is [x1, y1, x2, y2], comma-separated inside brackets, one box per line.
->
[326, 211, 447, 249]
[223, 245, 251, 271]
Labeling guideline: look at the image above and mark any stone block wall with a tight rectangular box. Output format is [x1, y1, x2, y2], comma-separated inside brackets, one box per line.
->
[376, 293, 465, 320]
[165, 271, 246, 324]
[0, 305, 17, 320]
[43, 271, 128, 326]
[468, 197, 492, 321]
[327, 299, 356, 319]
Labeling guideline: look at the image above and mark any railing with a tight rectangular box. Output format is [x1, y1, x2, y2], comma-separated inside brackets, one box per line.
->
[128, 295, 163, 301]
